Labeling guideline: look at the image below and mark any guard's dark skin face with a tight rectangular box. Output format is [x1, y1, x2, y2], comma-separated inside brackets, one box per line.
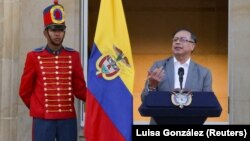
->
[44, 28, 65, 51]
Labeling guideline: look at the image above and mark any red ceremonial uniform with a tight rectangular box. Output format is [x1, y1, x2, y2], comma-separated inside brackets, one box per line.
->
[19, 46, 86, 119]
[20, 1, 86, 140]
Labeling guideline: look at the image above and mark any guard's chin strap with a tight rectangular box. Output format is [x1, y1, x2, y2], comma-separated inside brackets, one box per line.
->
[46, 30, 53, 44]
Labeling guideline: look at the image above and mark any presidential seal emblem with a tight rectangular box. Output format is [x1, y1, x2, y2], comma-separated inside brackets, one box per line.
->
[96, 45, 131, 80]
[171, 89, 192, 109]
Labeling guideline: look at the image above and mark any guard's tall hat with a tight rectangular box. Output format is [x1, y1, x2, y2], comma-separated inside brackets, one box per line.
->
[43, 0, 66, 30]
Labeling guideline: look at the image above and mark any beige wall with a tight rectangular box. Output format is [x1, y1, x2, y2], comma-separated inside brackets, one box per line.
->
[0, 0, 20, 140]
[229, 0, 250, 124]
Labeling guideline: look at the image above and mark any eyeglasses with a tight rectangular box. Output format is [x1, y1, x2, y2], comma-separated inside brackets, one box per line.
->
[172, 37, 194, 43]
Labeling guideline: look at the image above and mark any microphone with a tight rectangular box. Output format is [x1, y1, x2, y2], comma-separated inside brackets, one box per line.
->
[178, 67, 184, 90]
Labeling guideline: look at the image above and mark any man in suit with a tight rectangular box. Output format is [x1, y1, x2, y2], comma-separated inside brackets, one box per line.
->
[141, 28, 213, 124]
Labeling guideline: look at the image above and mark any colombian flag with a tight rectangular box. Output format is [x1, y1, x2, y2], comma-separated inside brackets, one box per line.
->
[84, 0, 134, 140]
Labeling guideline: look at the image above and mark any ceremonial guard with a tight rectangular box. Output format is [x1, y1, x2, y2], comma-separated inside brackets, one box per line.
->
[19, 1, 87, 141]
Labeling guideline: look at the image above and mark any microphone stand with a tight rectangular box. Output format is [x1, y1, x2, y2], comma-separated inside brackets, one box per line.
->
[178, 67, 184, 93]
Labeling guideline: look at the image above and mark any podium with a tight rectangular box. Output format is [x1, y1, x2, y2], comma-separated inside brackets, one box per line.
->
[138, 91, 222, 125]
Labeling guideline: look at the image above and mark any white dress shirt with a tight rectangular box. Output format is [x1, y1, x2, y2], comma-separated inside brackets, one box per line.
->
[174, 57, 190, 89]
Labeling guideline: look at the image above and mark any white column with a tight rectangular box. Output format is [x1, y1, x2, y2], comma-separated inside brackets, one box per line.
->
[229, 0, 250, 124]
[0, 0, 20, 141]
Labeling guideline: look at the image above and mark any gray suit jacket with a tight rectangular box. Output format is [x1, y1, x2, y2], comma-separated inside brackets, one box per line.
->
[141, 56, 213, 124]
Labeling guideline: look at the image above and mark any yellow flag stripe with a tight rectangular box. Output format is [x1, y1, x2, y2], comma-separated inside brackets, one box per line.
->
[94, 0, 134, 93]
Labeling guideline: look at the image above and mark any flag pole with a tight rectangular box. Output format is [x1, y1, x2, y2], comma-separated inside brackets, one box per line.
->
[80, 0, 88, 128]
